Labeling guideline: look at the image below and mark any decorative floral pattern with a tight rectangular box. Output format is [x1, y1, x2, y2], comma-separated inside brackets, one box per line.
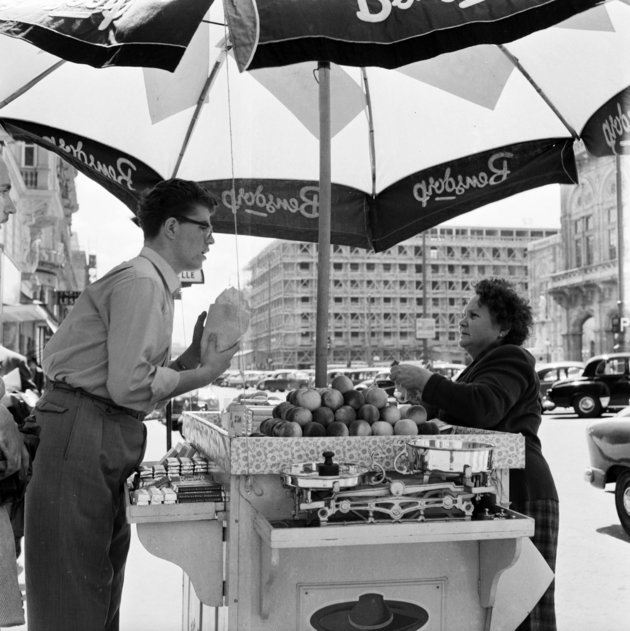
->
[182, 413, 525, 473]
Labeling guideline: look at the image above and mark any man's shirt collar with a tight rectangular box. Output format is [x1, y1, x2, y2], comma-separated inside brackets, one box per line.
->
[139, 246, 181, 296]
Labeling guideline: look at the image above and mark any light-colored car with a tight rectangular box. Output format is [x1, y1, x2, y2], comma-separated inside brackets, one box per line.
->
[225, 370, 267, 389]
[585, 405, 630, 535]
[256, 369, 313, 392]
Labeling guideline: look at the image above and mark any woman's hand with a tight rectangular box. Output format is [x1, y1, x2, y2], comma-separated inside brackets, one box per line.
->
[390, 363, 433, 393]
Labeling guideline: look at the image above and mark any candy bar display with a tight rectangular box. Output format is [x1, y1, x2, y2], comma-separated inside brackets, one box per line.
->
[128, 441, 221, 506]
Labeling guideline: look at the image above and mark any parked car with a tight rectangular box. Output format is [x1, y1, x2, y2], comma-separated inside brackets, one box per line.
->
[545, 353, 630, 417]
[225, 370, 266, 389]
[326, 367, 387, 387]
[161, 386, 221, 424]
[256, 369, 312, 392]
[355, 370, 392, 392]
[585, 405, 630, 535]
[536, 361, 584, 408]
[431, 361, 467, 380]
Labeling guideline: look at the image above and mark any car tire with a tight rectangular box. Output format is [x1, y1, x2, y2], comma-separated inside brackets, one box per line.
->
[615, 470, 630, 537]
[573, 394, 602, 418]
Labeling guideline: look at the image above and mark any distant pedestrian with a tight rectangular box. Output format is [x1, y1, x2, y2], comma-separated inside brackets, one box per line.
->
[26, 356, 44, 394]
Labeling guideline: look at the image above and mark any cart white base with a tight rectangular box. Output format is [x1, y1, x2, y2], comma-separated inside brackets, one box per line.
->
[128, 413, 553, 631]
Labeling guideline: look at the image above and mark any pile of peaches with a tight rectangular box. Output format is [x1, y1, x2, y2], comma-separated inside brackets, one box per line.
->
[257, 374, 440, 438]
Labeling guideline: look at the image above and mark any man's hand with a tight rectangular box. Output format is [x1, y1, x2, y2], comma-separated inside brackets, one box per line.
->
[0, 406, 23, 480]
[200, 333, 239, 378]
[177, 311, 207, 370]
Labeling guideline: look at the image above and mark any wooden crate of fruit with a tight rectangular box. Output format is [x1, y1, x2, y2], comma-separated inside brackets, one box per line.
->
[181, 412, 525, 476]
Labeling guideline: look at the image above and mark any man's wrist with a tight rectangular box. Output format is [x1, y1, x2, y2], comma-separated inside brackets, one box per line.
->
[174, 357, 191, 371]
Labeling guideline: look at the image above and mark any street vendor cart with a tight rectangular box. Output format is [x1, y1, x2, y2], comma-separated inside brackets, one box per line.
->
[126, 408, 552, 631]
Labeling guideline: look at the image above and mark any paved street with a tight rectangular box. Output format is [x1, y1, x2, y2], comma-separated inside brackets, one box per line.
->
[537, 410, 630, 631]
[8, 393, 630, 630]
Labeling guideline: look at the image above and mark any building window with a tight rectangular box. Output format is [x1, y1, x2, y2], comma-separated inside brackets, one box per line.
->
[608, 228, 617, 260]
[299, 262, 310, 270]
[22, 143, 36, 167]
[584, 235, 593, 266]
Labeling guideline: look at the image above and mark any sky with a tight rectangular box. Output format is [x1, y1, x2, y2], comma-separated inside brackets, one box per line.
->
[71, 174, 561, 348]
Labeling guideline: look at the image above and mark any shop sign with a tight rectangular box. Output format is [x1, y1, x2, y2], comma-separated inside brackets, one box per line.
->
[56, 290, 81, 306]
[179, 270, 205, 285]
[415, 317, 435, 339]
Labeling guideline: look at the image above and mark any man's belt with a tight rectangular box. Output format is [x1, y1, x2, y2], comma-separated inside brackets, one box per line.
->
[51, 381, 145, 420]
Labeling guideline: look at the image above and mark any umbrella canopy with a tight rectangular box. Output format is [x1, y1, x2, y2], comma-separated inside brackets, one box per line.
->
[225, 0, 600, 71]
[0, 0, 212, 71]
[582, 86, 630, 156]
[0, 1, 627, 252]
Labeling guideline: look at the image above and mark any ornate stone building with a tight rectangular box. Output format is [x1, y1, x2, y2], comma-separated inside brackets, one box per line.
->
[0, 132, 90, 361]
[530, 144, 625, 362]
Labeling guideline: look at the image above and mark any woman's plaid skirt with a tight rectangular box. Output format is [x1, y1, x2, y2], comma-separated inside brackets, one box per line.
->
[511, 498, 560, 631]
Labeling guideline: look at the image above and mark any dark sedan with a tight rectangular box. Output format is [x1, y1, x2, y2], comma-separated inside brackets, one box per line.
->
[546, 353, 630, 417]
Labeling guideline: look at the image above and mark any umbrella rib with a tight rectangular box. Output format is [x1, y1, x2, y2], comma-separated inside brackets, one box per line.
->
[361, 68, 377, 198]
[171, 49, 227, 177]
[498, 45, 577, 139]
[0, 60, 65, 109]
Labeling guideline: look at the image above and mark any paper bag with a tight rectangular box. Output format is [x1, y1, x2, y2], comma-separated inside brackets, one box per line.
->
[201, 288, 250, 353]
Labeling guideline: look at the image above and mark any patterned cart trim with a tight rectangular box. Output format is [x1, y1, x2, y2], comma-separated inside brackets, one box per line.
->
[182, 412, 525, 473]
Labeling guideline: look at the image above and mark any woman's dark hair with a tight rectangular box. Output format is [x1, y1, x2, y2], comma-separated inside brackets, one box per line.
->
[475, 277, 533, 346]
[135, 178, 217, 238]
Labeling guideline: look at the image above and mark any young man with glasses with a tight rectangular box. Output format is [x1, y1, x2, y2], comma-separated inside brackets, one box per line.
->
[25, 178, 238, 631]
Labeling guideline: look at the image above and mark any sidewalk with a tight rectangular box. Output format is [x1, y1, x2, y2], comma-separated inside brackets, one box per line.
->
[8, 420, 184, 631]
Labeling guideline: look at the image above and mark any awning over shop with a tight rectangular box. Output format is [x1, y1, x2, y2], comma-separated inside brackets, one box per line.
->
[2, 304, 58, 333]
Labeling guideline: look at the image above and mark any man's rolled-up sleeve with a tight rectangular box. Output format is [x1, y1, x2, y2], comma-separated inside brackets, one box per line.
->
[104, 276, 180, 409]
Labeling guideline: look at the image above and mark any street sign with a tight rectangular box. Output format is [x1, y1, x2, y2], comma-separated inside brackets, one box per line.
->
[415, 316, 435, 339]
[179, 269, 204, 285]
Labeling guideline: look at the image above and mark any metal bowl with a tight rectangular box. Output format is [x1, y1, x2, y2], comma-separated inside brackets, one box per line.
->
[403, 438, 494, 474]
[280, 461, 369, 489]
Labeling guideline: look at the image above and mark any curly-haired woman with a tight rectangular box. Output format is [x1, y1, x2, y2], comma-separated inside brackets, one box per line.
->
[391, 278, 558, 631]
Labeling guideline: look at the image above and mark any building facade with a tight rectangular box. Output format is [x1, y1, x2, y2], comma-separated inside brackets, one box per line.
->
[529, 145, 624, 362]
[0, 133, 90, 362]
[246, 226, 557, 369]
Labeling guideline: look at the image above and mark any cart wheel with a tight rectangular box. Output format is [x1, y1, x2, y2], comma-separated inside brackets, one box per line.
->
[573, 394, 602, 418]
[615, 470, 630, 537]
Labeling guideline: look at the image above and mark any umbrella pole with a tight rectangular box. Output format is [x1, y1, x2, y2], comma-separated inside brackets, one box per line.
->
[616, 155, 626, 351]
[315, 62, 331, 388]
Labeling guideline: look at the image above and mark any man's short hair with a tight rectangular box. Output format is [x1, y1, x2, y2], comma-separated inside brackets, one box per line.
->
[136, 179, 217, 238]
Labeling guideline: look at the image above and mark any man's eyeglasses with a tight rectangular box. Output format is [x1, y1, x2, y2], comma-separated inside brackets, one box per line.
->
[175, 216, 213, 238]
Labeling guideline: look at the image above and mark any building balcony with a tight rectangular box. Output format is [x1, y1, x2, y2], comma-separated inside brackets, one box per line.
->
[548, 260, 617, 291]
[37, 247, 66, 268]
